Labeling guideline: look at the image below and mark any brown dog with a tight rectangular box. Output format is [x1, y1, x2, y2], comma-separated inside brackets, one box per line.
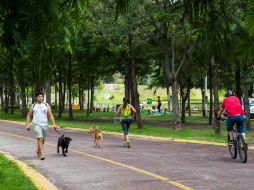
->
[88, 126, 103, 148]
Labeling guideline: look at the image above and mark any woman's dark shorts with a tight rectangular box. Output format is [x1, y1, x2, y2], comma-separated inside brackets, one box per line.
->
[121, 117, 133, 135]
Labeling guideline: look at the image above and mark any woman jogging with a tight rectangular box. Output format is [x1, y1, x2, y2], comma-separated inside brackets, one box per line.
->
[117, 97, 136, 148]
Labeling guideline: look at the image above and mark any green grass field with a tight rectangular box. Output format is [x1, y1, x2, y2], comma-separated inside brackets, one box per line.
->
[68, 84, 225, 109]
[0, 153, 37, 190]
[0, 110, 253, 145]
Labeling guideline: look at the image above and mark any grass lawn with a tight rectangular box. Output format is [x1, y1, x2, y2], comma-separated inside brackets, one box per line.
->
[0, 153, 37, 190]
[0, 110, 253, 145]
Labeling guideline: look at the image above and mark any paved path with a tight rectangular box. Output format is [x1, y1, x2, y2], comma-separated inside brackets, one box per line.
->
[0, 121, 253, 190]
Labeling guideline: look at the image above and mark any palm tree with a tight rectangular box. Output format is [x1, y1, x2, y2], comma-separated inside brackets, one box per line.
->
[183, 0, 231, 134]
[246, 0, 254, 35]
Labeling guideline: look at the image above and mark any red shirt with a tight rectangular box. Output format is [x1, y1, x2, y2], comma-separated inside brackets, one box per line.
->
[222, 96, 245, 117]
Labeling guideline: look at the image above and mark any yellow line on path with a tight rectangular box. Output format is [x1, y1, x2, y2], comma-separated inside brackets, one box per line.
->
[0, 119, 253, 150]
[0, 150, 58, 190]
[0, 131, 193, 190]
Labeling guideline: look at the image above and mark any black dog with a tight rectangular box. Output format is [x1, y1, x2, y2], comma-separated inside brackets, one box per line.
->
[57, 134, 72, 156]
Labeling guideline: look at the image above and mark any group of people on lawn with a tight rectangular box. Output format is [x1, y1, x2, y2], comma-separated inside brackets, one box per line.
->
[148, 96, 163, 114]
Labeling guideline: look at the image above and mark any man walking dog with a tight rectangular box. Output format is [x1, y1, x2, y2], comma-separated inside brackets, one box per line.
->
[26, 92, 56, 160]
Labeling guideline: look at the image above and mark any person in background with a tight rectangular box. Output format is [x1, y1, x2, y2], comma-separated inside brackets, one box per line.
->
[157, 96, 162, 112]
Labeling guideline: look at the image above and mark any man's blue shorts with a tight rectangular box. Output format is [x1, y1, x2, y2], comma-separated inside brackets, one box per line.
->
[227, 114, 246, 133]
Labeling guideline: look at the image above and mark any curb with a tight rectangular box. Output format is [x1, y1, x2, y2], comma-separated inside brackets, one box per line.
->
[64, 127, 254, 150]
[63, 127, 254, 150]
[0, 150, 58, 190]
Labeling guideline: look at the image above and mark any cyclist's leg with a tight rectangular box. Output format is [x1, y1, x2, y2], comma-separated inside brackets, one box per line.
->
[227, 116, 236, 140]
[236, 115, 246, 139]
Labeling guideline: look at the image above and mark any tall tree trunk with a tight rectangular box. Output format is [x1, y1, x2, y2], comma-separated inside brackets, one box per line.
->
[79, 78, 82, 110]
[90, 77, 95, 113]
[235, 62, 242, 99]
[45, 80, 51, 106]
[87, 79, 90, 117]
[26, 88, 29, 106]
[124, 52, 131, 102]
[10, 84, 15, 114]
[127, 53, 134, 106]
[209, 63, 213, 125]
[181, 80, 191, 123]
[166, 83, 170, 110]
[4, 86, 9, 113]
[181, 97, 186, 123]
[162, 40, 172, 120]
[129, 34, 143, 129]
[55, 80, 57, 109]
[243, 63, 251, 130]
[211, 55, 220, 134]
[18, 65, 27, 117]
[188, 92, 191, 116]
[201, 88, 206, 117]
[204, 75, 208, 117]
[80, 81, 84, 110]
[0, 87, 4, 111]
[162, 38, 180, 127]
[58, 67, 63, 118]
[62, 78, 66, 112]
[68, 54, 73, 120]
[171, 36, 180, 128]
[21, 87, 27, 117]
[172, 76, 180, 128]
[124, 72, 130, 102]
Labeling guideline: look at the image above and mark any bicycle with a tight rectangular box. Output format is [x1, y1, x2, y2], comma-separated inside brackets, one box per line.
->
[220, 116, 248, 163]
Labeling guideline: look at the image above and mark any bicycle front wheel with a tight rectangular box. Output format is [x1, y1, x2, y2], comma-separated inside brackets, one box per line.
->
[238, 134, 248, 163]
[228, 134, 237, 159]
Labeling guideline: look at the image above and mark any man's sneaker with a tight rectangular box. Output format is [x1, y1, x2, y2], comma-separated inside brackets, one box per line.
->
[126, 141, 131, 148]
[122, 142, 127, 147]
[228, 140, 234, 145]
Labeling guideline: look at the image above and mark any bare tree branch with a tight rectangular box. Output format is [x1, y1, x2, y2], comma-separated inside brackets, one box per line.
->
[175, 43, 196, 78]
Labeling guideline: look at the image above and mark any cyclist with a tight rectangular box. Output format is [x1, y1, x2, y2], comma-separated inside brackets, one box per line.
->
[217, 90, 246, 144]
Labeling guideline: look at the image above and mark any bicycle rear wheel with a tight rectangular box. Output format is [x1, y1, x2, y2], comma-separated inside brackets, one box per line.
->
[238, 134, 248, 163]
[228, 134, 237, 159]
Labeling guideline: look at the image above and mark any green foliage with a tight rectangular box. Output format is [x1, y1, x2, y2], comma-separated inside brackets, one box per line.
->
[72, 84, 79, 98]
[246, 0, 254, 35]
[1, 0, 254, 125]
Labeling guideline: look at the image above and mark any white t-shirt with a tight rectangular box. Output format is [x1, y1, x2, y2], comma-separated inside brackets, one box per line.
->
[32, 103, 49, 125]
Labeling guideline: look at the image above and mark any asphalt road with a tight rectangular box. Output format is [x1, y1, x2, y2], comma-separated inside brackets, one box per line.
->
[0, 121, 253, 190]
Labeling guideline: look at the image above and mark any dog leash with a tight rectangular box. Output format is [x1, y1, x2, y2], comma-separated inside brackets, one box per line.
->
[54, 127, 62, 135]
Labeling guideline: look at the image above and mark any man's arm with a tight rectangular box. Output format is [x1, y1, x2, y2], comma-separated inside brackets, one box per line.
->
[26, 108, 33, 130]
[217, 99, 225, 118]
[217, 107, 224, 118]
[47, 106, 56, 129]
